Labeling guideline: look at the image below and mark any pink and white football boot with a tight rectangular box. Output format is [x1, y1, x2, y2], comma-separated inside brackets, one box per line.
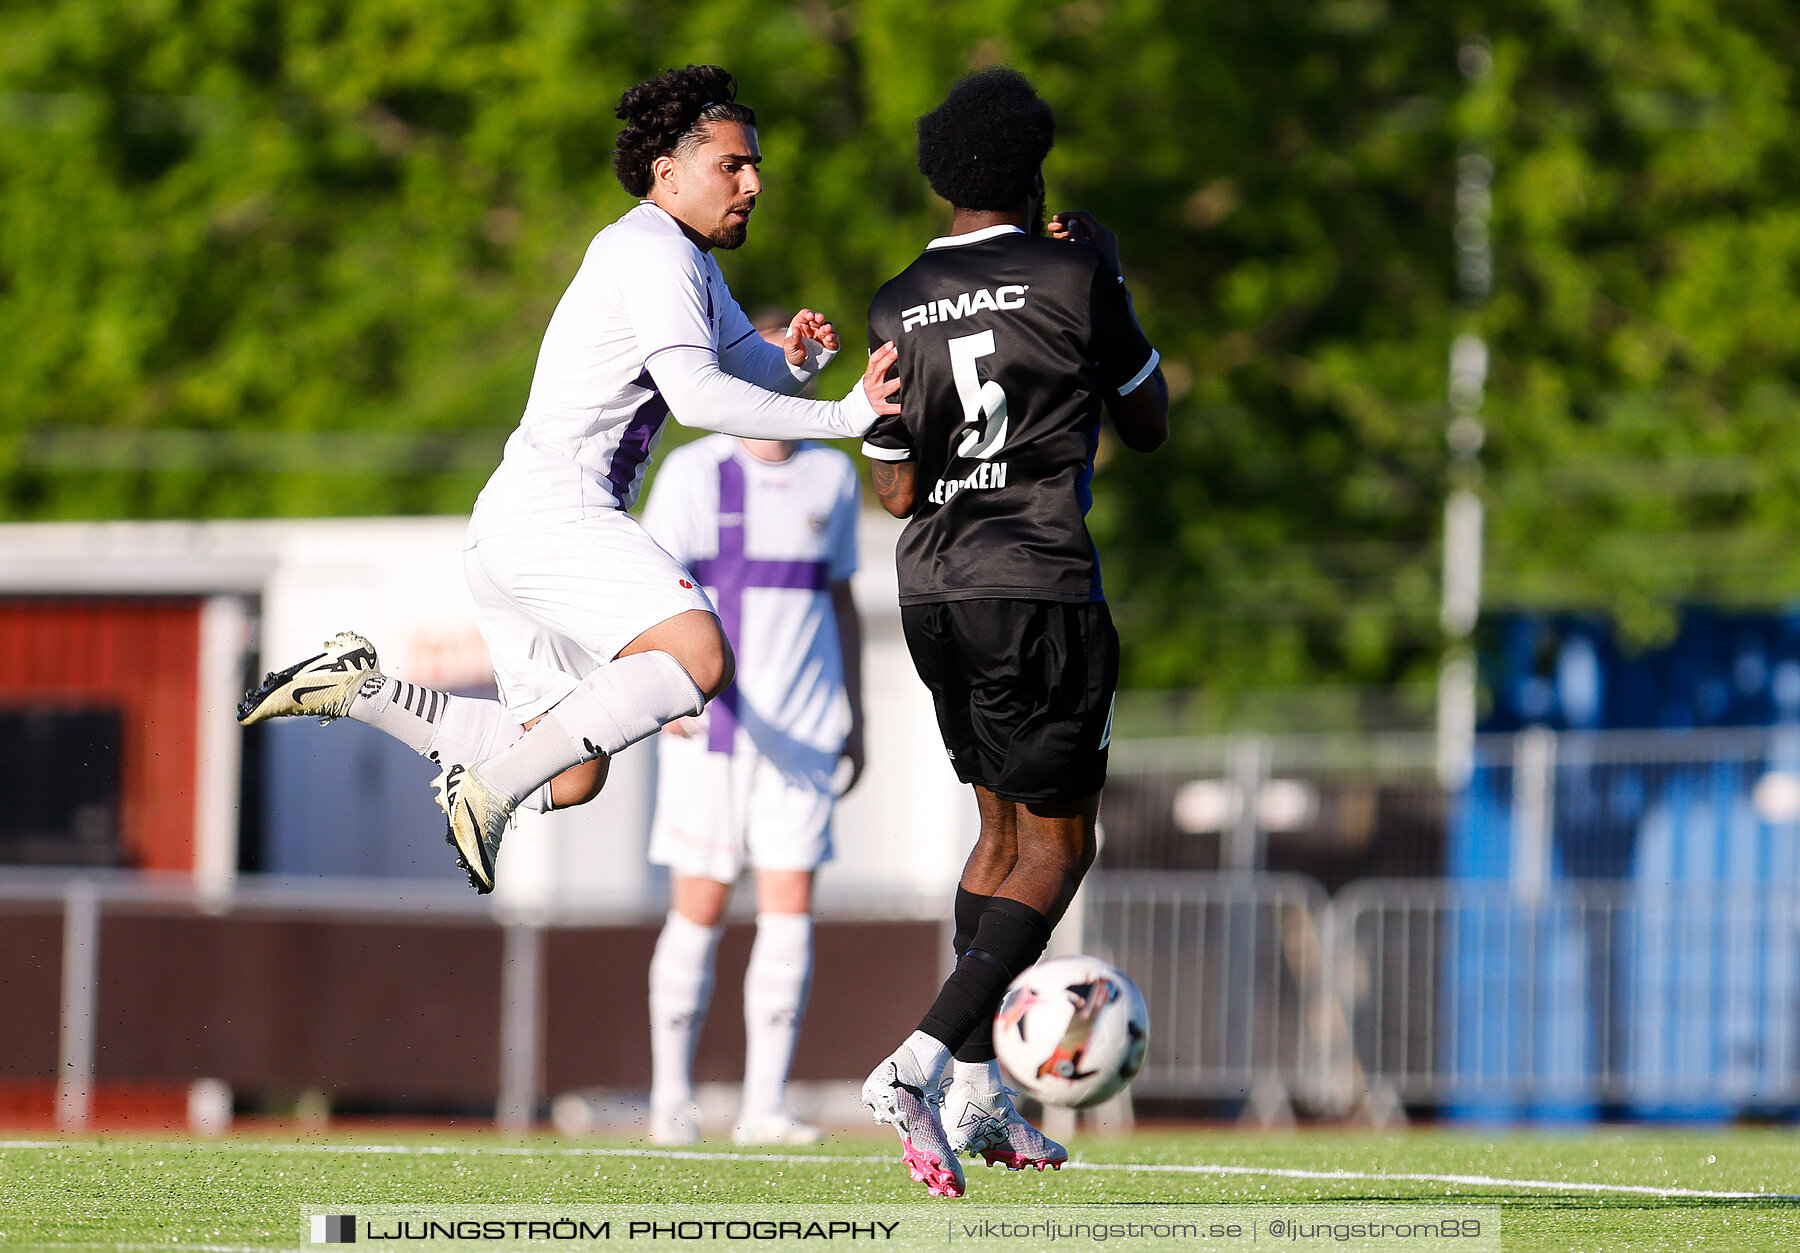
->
[861, 1048, 965, 1198]
[943, 1064, 1068, 1172]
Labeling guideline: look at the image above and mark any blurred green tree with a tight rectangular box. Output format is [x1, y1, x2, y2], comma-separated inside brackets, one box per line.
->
[3, 0, 1798, 700]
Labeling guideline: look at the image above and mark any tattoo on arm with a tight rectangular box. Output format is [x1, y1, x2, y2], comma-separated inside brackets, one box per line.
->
[871, 461, 904, 497]
[869, 459, 916, 517]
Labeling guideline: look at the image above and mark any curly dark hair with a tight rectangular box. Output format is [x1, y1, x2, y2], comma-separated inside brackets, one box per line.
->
[916, 67, 1055, 211]
[612, 65, 757, 198]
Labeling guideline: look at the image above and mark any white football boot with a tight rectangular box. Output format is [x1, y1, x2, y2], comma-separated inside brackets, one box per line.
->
[732, 1107, 824, 1146]
[861, 1048, 965, 1198]
[944, 1070, 1067, 1171]
[432, 761, 513, 895]
[237, 631, 380, 725]
[648, 1102, 703, 1146]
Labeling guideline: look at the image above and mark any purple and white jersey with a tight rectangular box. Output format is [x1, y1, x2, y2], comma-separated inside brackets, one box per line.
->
[471, 202, 840, 539]
[642, 436, 859, 774]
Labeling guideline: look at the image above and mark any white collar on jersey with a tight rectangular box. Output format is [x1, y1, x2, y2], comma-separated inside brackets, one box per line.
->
[925, 224, 1025, 250]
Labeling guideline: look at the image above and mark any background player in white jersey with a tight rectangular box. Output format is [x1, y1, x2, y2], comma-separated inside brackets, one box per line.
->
[855, 69, 1168, 1197]
[237, 66, 899, 895]
[637, 326, 864, 1144]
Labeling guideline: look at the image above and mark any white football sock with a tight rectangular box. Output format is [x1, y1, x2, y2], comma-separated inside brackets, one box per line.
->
[346, 676, 553, 811]
[741, 913, 812, 1118]
[425, 691, 555, 811]
[649, 911, 723, 1113]
[426, 692, 525, 767]
[951, 1057, 1003, 1095]
[483, 651, 705, 804]
[346, 675, 445, 755]
[903, 1031, 952, 1086]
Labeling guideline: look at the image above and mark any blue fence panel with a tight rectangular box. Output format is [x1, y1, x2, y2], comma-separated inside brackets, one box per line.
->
[259, 719, 459, 880]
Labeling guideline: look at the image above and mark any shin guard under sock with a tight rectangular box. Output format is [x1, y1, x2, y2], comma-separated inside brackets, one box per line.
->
[950, 886, 998, 1064]
[742, 913, 813, 1117]
[648, 911, 724, 1112]
[951, 886, 989, 958]
[348, 677, 557, 810]
[918, 896, 1053, 1054]
[347, 676, 449, 756]
[483, 651, 704, 804]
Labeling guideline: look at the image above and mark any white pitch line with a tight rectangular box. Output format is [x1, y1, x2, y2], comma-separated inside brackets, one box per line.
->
[1, 1140, 1785, 1201]
[1066, 1158, 1782, 1200]
[0, 1141, 888, 1166]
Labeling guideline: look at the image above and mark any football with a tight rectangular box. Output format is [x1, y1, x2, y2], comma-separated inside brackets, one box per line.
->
[992, 954, 1150, 1108]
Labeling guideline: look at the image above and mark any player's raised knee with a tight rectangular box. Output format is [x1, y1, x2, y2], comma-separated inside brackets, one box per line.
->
[622, 610, 735, 700]
[688, 641, 734, 701]
[669, 636, 732, 701]
[549, 758, 608, 809]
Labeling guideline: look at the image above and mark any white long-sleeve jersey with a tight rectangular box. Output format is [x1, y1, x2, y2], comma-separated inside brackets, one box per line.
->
[470, 201, 873, 539]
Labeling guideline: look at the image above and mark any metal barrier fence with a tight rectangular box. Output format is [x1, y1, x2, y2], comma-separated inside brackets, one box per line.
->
[1451, 725, 1800, 883]
[1334, 878, 1800, 1114]
[0, 870, 533, 1129]
[1070, 725, 1800, 1119]
[12, 725, 1800, 1124]
[10, 866, 1800, 1124]
[1076, 868, 1800, 1118]
[0, 868, 947, 1130]
[1078, 871, 1333, 1108]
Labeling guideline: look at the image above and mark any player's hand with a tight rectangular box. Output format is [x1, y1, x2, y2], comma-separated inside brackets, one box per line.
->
[862, 341, 901, 415]
[1049, 211, 1123, 275]
[661, 717, 696, 738]
[837, 723, 866, 796]
[785, 309, 839, 366]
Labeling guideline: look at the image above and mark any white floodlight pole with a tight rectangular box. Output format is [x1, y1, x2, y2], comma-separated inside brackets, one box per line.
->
[1437, 42, 1493, 790]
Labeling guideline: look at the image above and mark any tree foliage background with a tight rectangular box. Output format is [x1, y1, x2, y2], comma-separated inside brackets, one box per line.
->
[3, 0, 1799, 700]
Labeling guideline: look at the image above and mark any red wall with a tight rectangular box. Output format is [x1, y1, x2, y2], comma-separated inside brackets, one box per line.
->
[0, 598, 201, 870]
[0, 911, 940, 1106]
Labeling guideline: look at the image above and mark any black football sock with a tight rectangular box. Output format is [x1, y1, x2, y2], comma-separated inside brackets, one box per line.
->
[951, 885, 989, 959]
[919, 896, 1053, 1053]
[951, 886, 998, 1063]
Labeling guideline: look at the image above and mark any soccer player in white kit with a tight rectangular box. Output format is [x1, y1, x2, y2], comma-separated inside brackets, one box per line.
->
[637, 405, 864, 1145]
[236, 66, 900, 895]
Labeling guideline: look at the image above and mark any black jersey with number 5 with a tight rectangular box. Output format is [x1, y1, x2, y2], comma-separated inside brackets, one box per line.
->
[862, 225, 1159, 606]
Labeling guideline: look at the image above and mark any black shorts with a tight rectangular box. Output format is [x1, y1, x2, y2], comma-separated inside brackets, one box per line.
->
[901, 599, 1119, 805]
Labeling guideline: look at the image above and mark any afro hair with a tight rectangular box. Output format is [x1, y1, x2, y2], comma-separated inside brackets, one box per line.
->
[612, 65, 756, 198]
[916, 67, 1055, 211]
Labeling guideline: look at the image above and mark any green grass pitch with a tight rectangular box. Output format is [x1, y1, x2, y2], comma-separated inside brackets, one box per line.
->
[3, 1127, 1797, 1250]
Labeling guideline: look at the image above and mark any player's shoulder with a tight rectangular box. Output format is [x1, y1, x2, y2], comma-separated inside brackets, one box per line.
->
[592, 202, 705, 272]
[1000, 233, 1111, 286]
[873, 237, 984, 300]
[1039, 232, 1110, 267]
[869, 263, 924, 319]
[875, 231, 1104, 297]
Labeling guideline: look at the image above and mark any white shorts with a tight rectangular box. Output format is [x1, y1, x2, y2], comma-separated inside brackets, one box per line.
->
[648, 728, 835, 882]
[465, 513, 717, 721]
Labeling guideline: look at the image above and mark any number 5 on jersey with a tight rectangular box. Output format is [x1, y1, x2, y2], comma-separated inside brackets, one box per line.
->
[949, 331, 1009, 460]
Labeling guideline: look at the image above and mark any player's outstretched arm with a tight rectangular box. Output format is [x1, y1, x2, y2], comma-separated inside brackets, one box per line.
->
[647, 341, 900, 441]
[717, 308, 842, 396]
[624, 236, 897, 438]
[869, 459, 916, 518]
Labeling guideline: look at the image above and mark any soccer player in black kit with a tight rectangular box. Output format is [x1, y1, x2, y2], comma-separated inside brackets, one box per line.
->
[857, 68, 1168, 1197]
